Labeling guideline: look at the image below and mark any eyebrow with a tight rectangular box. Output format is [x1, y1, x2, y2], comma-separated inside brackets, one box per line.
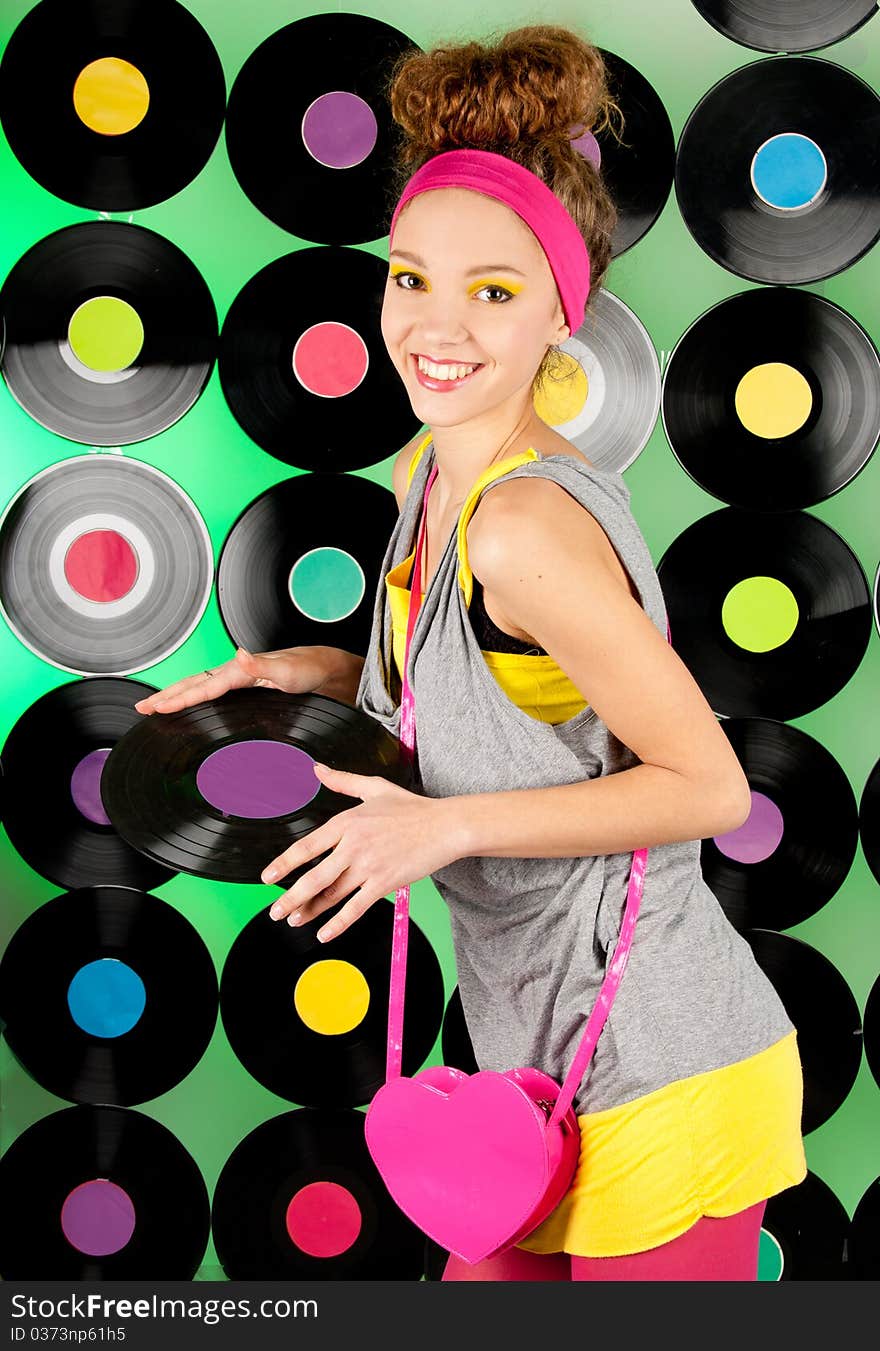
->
[389, 249, 527, 278]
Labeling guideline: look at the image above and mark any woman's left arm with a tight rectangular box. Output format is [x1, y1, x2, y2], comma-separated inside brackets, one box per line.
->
[447, 477, 753, 859]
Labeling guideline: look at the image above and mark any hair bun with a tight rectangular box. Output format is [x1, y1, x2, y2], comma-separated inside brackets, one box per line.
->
[386, 25, 622, 156]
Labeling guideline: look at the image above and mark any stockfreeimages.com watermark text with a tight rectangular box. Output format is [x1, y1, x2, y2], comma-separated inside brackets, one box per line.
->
[9, 1294, 317, 1329]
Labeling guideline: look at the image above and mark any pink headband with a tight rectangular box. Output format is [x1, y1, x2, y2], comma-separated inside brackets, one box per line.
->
[388, 148, 590, 335]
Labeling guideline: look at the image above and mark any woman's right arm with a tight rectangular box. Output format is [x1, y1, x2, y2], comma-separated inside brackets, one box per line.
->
[133, 645, 365, 714]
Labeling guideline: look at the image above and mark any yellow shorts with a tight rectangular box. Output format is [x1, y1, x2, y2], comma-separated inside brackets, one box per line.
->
[516, 1028, 807, 1258]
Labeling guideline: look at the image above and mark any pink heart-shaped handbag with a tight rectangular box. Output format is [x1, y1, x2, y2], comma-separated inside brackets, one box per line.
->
[365, 460, 665, 1264]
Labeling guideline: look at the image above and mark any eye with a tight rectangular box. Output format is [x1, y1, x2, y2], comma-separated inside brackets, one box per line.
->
[474, 284, 514, 303]
[390, 270, 425, 291]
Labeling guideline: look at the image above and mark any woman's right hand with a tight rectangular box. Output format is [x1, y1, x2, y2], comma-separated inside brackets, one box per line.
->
[133, 646, 341, 715]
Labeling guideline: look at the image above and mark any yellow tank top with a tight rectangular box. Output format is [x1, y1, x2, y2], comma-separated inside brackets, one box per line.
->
[384, 433, 589, 724]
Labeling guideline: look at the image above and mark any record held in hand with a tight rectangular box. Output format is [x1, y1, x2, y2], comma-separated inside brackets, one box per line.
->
[0, 454, 213, 674]
[702, 718, 858, 932]
[217, 471, 398, 655]
[212, 1108, 426, 1279]
[848, 1175, 880, 1280]
[675, 57, 880, 284]
[745, 929, 862, 1134]
[0, 1104, 210, 1279]
[225, 13, 417, 244]
[101, 688, 410, 883]
[0, 0, 225, 212]
[220, 899, 443, 1106]
[0, 677, 175, 891]
[657, 507, 871, 720]
[661, 288, 880, 511]
[218, 245, 419, 469]
[0, 221, 217, 445]
[0, 886, 218, 1106]
[691, 1, 878, 53]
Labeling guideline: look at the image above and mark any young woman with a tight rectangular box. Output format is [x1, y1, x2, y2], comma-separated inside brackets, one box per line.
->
[136, 25, 807, 1280]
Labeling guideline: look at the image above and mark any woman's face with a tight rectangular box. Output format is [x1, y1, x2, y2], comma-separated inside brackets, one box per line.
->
[381, 187, 569, 429]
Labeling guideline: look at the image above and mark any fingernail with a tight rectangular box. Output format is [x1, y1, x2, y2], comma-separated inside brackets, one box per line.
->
[269, 902, 284, 920]
[287, 912, 301, 927]
[262, 866, 279, 883]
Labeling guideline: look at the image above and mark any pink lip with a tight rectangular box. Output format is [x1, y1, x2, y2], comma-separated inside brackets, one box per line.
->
[411, 353, 484, 392]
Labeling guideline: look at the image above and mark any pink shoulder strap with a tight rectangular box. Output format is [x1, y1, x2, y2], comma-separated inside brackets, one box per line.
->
[386, 461, 670, 1130]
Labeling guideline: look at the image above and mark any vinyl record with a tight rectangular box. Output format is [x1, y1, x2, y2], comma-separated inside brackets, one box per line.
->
[0, 221, 217, 445]
[656, 507, 871, 720]
[675, 57, 880, 284]
[225, 13, 417, 244]
[745, 929, 862, 1134]
[539, 289, 660, 472]
[0, 677, 175, 892]
[101, 688, 411, 883]
[858, 754, 880, 889]
[0, 454, 213, 675]
[863, 970, 880, 1092]
[691, 1, 878, 53]
[701, 718, 858, 931]
[0, 886, 218, 1105]
[0, 0, 225, 212]
[216, 471, 398, 655]
[661, 288, 880, 511]
[760, 1171, 849, 1279]
[440, 986, 478, 1075]
[220, 893, 444, 1106]
[212, 1107, 426, 1279]
[218, 245, 419, 469]
[0, 1104, 210, 1279]
[594, 50, 675, 258]
[848, 1175, 880, 1280]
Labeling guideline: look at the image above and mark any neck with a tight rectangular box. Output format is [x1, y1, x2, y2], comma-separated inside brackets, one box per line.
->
[426, 400, 539, 516]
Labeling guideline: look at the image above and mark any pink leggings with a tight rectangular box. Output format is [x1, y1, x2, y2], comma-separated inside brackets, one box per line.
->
[441, 1199, 767, 1281]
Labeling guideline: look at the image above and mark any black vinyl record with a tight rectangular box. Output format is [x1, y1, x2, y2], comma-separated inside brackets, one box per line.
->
[0, 0, 225, 211]
[761, 1170, 850, 1279]
[0, 221, 217, 445]
[220, 897, 444, 1106]
[101, 688, 411, 883]
[848, 1176, 880, 1279]
[218, 245, 419, 469]
[745, 929, 862, 1134]
[212, 1108, 426, 1279]
[596, 50, 676, 258]
[675, 57, 880, 284]
[863, 970, 880, 1092]
[857, 755, 880, 888]
[691, 1, 878, 53]
[217, 471, 398, 655]
[439, 986, 478, 1075]
[661, 288, 880, 511]
[656, 507, 871, 720]
[0, 454, 214, 675]
[0, 677, 175, 891]
[0, 886, 218, 1105]
[225, 13, 417, 244]
[0, 1104, 210, 1279]
[700, 718, 858, 931]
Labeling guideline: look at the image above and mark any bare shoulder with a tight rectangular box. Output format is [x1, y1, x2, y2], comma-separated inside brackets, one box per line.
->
[470, 451, 638, 605]
[391, 431, 430, 511]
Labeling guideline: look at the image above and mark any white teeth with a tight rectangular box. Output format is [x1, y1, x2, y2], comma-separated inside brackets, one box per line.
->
[417, 355, 479, 380]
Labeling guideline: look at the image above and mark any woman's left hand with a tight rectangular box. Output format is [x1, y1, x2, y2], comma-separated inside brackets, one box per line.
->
[261, 761, 460, 942]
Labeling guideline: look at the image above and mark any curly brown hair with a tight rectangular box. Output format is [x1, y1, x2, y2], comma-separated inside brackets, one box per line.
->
[382, 24, 626, 398]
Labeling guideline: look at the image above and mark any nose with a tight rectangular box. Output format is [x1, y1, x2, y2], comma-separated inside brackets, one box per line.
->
[411, 288, 472, 348]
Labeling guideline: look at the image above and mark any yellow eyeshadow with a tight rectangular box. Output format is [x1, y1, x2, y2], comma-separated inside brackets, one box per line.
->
[467, 278, 523, 295]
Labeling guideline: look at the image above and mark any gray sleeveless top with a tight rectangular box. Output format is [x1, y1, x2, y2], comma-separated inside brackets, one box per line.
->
[356, 443, 795, 1115]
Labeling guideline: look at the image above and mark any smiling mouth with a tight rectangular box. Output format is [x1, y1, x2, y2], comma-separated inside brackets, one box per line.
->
[410, 354, 485, 389]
